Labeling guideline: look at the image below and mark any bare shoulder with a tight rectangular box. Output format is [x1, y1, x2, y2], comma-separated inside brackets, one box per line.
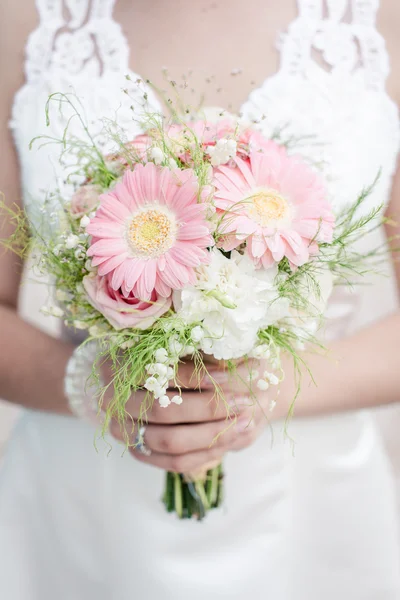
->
[377, 0, 400, 105]
[0, 1, 38, 106]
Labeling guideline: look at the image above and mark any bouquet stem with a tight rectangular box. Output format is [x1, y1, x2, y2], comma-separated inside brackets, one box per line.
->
[163, 463, 223, 520]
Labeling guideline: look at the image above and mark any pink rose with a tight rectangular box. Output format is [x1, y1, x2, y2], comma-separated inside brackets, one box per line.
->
[83, 275, 171, 330]
[70, 184, 101, 218]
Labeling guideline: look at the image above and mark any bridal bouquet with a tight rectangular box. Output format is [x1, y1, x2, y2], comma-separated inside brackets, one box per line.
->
[2, 93, 382, 520]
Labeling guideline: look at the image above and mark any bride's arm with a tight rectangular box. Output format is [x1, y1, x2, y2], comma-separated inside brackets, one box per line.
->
[0, 6, 75, 414]
[273, 163, 400, 419]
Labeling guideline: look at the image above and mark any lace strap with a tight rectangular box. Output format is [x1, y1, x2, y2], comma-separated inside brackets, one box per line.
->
[25, 0, 128, 84]
[280, 0, 389, 91]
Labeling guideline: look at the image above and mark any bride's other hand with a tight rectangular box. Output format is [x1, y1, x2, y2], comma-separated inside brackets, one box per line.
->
[107, 360, 274, 473]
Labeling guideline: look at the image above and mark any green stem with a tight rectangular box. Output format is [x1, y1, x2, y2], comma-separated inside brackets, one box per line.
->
[208, 466, 220, 507]
[162, 464, 224, 519]
[174, 473, 183, 518]
[195, 481, 210, 513]
[165, 472, 174, 512]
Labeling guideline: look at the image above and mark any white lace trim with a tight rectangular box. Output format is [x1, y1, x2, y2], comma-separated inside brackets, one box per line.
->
[25, 0, 389, 92]
[277, 0, 388, 91]
[64, 340, 105, 425]
[25, 0, 130, 84]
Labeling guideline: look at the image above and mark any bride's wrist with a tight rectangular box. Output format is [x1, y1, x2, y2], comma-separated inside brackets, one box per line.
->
[64, 341, 105, 425]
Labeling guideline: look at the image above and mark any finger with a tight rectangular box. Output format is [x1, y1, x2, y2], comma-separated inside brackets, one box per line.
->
[110, 405, 259, 452]
[130, 419, 264, 472]
[228, 420, 265, 452]
[130, 444, 226, 473]
[125, 390, 251, 424]
[136, 416, 243, 455]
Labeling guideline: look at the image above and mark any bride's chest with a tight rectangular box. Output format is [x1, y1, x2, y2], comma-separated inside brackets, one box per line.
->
[113, 0, 296, 113]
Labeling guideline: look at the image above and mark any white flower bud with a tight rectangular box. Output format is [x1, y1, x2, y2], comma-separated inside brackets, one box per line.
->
[73, 320, 89, 330]
[89, 325, 102, 337]
[182, 345, 195, 356]
[168, 335, 184, 357]
[80, 215, 91, 228]
[120, 340, 135, 350]
[264, 372, 280, 386]
[65, 234, 80, 249]
[147, 363, 168, 377]
[150, 147, 164, 165]
[144, 376, 159, 393]
[74, 248, 85, 260]
[168, 158, 178, 169]
[154, 348, 169, 364]
[256, 379, 269, 391]
[153, 386, 167, 400]
[159, 395, 171, 408]
[171, 395, 183, 405]
[246, 369, 259, 382]
[190, 325, 204, 343]
[40, 305, 64, 318]
[207, 138, 237, 166]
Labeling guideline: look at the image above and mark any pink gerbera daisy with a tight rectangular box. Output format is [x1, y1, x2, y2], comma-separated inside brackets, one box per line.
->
[213, 142, 334, 268]
[86, 163, 213, 299]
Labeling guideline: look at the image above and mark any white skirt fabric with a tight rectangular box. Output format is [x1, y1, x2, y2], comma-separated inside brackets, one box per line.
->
[0, 407, 399, 600]
[2, 240, 400, 599]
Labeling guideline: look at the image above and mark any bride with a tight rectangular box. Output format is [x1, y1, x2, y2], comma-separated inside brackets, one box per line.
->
[1, 1, 400, 598]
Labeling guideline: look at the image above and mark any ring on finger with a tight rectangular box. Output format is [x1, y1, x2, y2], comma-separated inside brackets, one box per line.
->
[134, 425, 152, 457]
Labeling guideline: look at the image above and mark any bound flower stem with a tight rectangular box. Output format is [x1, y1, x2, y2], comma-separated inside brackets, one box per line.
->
[163, 464, 223, 520]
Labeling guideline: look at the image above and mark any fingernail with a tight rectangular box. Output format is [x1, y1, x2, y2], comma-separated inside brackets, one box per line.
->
[235, 415, 255, 433]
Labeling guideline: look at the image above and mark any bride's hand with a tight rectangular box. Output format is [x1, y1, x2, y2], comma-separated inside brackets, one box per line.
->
[107, 360, 276, 473]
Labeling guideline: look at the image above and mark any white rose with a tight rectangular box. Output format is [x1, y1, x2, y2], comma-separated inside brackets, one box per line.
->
[174, 249, 289, 360]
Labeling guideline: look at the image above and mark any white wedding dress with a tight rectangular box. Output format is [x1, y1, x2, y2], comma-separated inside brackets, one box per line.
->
[1, 1, 400, 598]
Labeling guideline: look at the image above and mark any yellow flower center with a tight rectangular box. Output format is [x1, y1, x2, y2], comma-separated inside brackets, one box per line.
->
[127, 209, 176, 257]
[247, 190, 290, 227]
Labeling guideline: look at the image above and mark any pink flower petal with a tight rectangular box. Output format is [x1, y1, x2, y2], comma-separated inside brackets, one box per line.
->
[111, 262, 130, 290]
[143, 259, 157, 294]
[169, 245, 202, 267]
[97, 253, 129, 275]
[87, 238, 128, 257]
[250, 234, 267, 258]
[155, 277, 171, 297]
[86, 222, 123, 238]
[95, 196, 131, 222]
[126, 259, 146, 291]
[177, 223, 211, 241]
